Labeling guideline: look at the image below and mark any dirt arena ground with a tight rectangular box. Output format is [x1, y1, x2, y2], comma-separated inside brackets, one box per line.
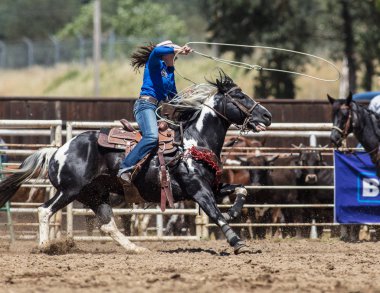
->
[0, 239, 380, 293]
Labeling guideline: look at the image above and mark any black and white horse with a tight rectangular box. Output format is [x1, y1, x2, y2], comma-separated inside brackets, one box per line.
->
[0, 72, 272, 254]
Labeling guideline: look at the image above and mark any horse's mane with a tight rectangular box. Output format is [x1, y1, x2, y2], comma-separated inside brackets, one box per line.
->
[354, 100, 380, 120]
[170, 69, 236, 123]
[350, 101, 380, 138]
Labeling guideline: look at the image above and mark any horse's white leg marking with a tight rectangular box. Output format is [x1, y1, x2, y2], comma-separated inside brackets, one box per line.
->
[38, 206, 53, 248]
[100, 217, 149, 254]
[54, 137, 76, 185]
[38, 191, 66, 248]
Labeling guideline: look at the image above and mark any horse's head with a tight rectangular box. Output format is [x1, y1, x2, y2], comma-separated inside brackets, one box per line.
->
[209, 71, 272, 132]
[327, 92, 356, 147]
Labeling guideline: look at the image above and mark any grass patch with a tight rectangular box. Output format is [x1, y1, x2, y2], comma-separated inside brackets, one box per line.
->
[0, 55, 350, 98]
[43, 69, 80, 94]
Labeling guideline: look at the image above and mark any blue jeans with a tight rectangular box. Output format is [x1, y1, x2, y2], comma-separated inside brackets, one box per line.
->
[120, 99, 158, 170]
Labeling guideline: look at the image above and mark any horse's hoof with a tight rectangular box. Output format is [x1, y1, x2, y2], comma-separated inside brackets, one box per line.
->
[234, 241, 250, 255]
[37, 242, 49, 252]
[125, 246, 150, 254]
[135, 246, 150, 254]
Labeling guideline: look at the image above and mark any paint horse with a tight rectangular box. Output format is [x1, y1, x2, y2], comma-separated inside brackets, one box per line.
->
[0, 72, 271, 254]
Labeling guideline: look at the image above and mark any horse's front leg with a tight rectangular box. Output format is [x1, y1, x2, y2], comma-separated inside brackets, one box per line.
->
[216, 183, 247, 222]
[191, 182, 249, 254]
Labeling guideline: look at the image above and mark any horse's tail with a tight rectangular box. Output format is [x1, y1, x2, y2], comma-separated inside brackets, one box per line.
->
[0, 147, 57, 207]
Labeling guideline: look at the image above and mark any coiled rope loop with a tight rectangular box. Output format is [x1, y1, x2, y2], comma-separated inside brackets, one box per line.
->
[174, 41, 341, 83]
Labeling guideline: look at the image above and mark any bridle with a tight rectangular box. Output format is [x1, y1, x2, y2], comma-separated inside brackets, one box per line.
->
[202, 85, 262, 164]
[203, 86, 260, 132]
[332, 104, 352, 141]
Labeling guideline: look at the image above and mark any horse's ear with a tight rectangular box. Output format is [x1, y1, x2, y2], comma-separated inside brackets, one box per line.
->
[346, 91, 353, 105]
[327, 94, 335, 104]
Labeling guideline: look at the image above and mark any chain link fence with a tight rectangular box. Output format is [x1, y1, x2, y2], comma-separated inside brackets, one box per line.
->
[0, 34, 150, 69]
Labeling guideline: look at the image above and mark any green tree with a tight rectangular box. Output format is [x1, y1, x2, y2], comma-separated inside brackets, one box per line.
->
[205, 0, 320, 99]
[57, 0, 187, 42]
[353, 0, 380, 90]
[317, 0, 380, 92]
[0, 0, 82, 40]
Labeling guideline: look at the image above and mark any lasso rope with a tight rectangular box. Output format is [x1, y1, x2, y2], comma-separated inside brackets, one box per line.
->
[175, 41, 341, 84]
[157, 41, 342, 125]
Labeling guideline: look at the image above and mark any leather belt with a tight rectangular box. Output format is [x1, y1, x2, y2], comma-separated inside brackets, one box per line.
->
[139, 95, 158, 105]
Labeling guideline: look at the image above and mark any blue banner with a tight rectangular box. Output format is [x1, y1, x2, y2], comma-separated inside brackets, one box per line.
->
[334, 151, 380, 223]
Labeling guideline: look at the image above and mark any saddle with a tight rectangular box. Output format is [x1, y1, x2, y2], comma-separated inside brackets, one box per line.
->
[97, 119, 177, 211]
[98, 119, 177, 155]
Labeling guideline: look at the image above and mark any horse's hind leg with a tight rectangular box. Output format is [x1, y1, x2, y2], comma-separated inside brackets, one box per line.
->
[38, 190, 77, 249]
[95, 203, 148, 254]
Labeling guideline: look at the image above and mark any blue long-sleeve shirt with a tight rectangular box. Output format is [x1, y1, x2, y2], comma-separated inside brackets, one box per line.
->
[140, 46, 177, 102]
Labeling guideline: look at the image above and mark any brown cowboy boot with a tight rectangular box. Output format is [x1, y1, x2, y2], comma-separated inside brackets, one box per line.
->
[117, 168, 133, 186]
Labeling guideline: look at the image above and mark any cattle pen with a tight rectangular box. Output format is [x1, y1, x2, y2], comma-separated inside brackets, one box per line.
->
[0, 118, 371, 243]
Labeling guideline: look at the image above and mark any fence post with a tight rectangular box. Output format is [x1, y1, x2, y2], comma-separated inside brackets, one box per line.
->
[49, 36, 60, 65]
[201, 209, 209, 239]
[48, 187, 57, 240]
[66, 122, 74, 238]
[308, 133, 319, 239]
[310, 219, 318, 239]
[309, 134, 317, 147]
[195, 213, 202, 239]
[22, 37, 34, 67]
[77, 34, 85, 64]
[108, 31, 115, 61]
[0, 41, 6, 68]
[48, 124, 63, 240]
[156, 207, 163, 237]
